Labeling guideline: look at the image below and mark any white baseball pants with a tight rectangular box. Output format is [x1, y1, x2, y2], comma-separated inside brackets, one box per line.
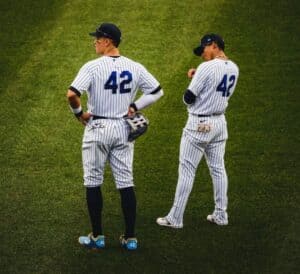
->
[167, 114, 229, 226]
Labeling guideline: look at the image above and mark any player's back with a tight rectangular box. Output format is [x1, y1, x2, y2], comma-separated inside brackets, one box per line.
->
[83, 56, 154, 118]
[188, 58, 239, 115]
[211, 58, 239, 98]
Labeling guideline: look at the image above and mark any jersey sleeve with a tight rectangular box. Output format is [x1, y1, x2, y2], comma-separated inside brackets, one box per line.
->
[137, 65, 161, 95]
[70, 63, 92, 95]
[187, 62, 210, 96]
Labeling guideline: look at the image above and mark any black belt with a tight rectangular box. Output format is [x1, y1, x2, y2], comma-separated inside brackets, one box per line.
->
[92, 116, 109, 120]
[197, 113, 223, 117]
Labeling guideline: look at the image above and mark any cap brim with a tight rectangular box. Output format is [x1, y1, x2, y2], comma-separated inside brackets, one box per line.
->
[193, 45, 204, 56]
[89, 32, 99, 37]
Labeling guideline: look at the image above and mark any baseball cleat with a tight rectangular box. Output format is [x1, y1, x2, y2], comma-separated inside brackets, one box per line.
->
[78, 233, 105, 250]
[119, 235, 138, 250]
[207, 214, 228, 226]
[156, 217, 183, 228]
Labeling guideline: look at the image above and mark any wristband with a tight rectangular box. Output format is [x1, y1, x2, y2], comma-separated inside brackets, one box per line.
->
[75, 110, 83, 118]
[69, 105, 83, 118]
[69, 105, 82, 114]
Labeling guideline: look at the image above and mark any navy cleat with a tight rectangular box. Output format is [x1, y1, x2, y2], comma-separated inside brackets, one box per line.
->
[78, 233, 105, 251]
[119, 235, 138, 250]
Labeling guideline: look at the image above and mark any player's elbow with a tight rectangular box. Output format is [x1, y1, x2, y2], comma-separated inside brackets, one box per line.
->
[67, 86, 82, 99]
[150, 88, 164, 102]
[67, 89, 78, 99]
[157, 89, 164, 99]
[183, 89, 196, 105]
[67, 90, 80, 106]
[150, 86, 164, 99]
[152, 89, 163, 104]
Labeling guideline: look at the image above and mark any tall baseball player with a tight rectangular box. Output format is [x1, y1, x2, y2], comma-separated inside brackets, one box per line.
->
[67, 22, 163, 250]
[157, 33, 239, 228]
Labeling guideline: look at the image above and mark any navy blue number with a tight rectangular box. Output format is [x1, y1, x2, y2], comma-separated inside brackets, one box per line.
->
[120, 71, 132, 93]
[216, 74, 236, 97]
[104, 71, 118, 94]
[216, 74, 228, 97]
[104, 71, 132, 94]
[227, 75, 236, 96]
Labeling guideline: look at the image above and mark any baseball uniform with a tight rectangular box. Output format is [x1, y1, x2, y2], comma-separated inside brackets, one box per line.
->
[70, 56, 162, 188]
[157, 33, 238, 227]
[68, 23, 163, 251]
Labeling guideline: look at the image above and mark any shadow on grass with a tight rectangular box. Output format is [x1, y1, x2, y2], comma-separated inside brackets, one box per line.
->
[0, 0, 65, 94]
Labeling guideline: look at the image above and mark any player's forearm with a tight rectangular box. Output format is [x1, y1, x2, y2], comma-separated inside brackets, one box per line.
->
[67, 89, 84, 119]
[133, 89, 163, 110]
[67, 90, 81, 108]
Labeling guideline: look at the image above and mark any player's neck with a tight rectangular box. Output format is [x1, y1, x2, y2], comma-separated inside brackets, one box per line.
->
[102, 46, 120, 57]
[214, 51, 228, 60]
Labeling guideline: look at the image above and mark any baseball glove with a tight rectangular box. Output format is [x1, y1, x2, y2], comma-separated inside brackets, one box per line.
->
[125, 112, 149, 142]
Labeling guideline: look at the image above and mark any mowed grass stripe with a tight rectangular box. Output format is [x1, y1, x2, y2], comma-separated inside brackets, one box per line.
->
[0, 0, 66, 94]
[0, 2, 87, 272]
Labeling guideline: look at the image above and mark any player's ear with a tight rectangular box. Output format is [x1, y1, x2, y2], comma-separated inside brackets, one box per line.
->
[108, 38, 115, 46]
[102, 38, 109, 45]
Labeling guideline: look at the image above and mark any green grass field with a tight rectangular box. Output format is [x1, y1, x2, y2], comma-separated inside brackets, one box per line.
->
[0, 0, 299, 273]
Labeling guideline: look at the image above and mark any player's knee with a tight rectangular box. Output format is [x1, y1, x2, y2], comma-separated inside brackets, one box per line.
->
[209, 165, 226, 177]
[116, 180, 134, 189]
[84, 174, 104, 187]
[179, 159, 197, 176]
[179, 157, 197, 170]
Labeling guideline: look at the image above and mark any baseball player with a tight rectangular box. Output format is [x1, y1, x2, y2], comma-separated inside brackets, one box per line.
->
[157, 33, 239, 228]
[67, 22, 163, 250]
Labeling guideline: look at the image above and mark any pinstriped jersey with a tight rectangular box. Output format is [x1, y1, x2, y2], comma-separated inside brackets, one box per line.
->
[70, 56, 160, 118]
[187, 58, 239, 115]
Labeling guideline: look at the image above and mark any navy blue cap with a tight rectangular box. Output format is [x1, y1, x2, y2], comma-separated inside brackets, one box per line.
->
[193, 33, 225, 56]
[89, 23, 121, 46]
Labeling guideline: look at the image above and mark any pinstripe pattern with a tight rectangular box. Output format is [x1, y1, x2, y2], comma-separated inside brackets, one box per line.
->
[188, 59, 239, 115]
[71, 56, 160, 118]
[82, 117, 134, 188]
[71, 56, 160, 189]
[166, 58, 239, 226]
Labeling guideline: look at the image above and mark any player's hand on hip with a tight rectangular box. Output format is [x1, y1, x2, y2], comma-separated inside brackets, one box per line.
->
[77, 112, 92, 126]
[187, 68, 196, 79]
[127, 107, 136, 118]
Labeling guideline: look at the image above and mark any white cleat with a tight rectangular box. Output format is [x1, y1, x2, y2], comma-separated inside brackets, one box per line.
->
[156, 217, 183, 228]
[207, 214, 228, 226]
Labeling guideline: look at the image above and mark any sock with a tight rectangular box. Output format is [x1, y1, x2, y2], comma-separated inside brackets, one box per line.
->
[119, 187, 136, 238]
[86, 186, 103, 237]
